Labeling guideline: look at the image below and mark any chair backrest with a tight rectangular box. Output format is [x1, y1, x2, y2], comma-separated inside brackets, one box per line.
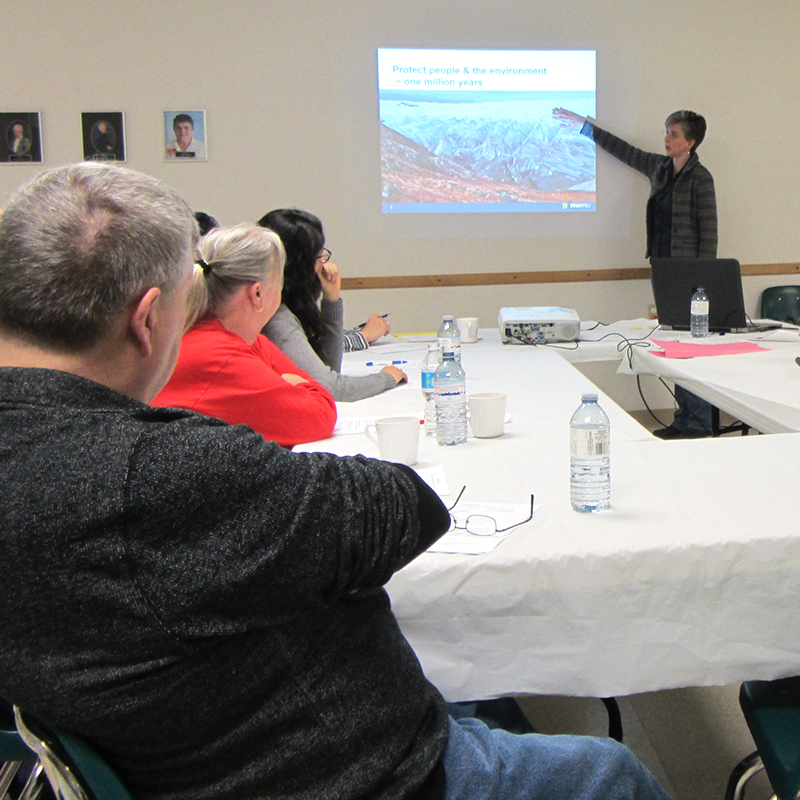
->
[1, 697, 34, 763]
[1, 703, 42, 799]
[1, 719, 34, 763]
[14, 707, 134, 800]
[739, 677, 800, 800]
[760, 286, 800, 325]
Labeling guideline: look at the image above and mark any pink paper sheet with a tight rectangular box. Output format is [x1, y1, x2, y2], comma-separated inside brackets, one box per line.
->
[649, 339, 768, 359]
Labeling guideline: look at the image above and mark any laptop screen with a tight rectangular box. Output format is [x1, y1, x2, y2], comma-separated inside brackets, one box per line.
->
[650, 258, 747, 332]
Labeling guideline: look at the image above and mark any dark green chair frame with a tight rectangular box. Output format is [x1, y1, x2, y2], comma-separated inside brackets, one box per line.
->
[14, 706, 134, 800]
[725, 676, 800, 800]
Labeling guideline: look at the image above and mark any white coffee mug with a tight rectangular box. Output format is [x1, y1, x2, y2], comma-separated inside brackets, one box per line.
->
[456, 317, 479, 343]
[365, 416, 420, 465]
[468, 393, 506, 438]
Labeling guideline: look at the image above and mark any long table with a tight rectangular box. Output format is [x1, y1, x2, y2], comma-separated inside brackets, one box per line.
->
[621, 329, 800, 433]
[295, 332, 800, 701]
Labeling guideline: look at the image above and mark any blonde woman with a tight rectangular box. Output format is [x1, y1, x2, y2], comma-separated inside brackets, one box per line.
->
[154, 224, 336, 447]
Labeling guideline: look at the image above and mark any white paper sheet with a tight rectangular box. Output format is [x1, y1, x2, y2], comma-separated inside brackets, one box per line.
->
[332, 417, 380, 435]
[413, 464, 450, 496]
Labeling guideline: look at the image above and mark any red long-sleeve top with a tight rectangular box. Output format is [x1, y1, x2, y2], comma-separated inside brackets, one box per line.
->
[153, 317, 337, 448]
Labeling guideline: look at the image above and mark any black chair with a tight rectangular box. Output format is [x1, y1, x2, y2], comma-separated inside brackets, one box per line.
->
[760, 286, 800, 325]
[725, 676, 800, 800]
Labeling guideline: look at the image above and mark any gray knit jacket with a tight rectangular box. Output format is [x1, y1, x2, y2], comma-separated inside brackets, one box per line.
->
[582, 122, 718, 259]
[0, 367, 449, 800]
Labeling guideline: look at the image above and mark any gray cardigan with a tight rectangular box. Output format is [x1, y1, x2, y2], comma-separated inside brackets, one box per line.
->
[582, 121, 718, 259]
[263, 299, 396, 402]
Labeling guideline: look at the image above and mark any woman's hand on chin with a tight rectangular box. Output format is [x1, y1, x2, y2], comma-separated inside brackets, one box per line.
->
[316, 260, 341, 302]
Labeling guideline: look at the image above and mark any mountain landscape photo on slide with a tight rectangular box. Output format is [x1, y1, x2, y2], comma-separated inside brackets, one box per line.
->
[380, 92, 596, 207]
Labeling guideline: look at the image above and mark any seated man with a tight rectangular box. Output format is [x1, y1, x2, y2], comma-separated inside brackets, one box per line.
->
[0, 163, 671, 800]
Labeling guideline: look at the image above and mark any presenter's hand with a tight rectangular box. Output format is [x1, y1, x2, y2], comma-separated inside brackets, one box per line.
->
[361, 314, 391, 342]
[381, 365, 407, 385]
[281, 373, 309, 386]
[316, 260, 341, 302]
[552, 108, 587, 130]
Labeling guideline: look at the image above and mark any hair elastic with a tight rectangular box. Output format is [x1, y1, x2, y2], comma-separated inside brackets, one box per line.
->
[197, 258, 212, 275]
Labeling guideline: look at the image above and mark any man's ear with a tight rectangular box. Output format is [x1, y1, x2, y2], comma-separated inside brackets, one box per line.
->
[129, 287, 162, 357]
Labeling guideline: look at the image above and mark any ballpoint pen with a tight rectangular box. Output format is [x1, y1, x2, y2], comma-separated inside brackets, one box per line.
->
[356, 313, 390, 330]
[366, 360, 407, 366]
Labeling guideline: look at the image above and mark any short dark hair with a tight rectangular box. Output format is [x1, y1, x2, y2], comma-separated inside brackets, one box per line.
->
[665, 110, 706, 155]
[0, 163, 196, 352]
[194, 211, 219, 237]
[172, 114, 194, 129]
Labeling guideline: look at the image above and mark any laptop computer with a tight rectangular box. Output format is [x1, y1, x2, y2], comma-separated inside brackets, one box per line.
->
[650, 257, 754, 332]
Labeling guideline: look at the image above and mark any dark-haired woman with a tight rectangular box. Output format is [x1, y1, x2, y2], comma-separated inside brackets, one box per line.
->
[258, 208, 405, 402]
[553, 108, 718, 438]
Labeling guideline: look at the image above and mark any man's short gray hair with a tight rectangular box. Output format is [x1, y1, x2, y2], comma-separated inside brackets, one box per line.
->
[0, 162, 197, 352]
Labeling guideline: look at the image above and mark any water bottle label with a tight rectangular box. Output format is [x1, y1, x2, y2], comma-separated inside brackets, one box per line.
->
[691, 300, 709, 315]
[422, 370, 435, 390]
[438, 337, 460, 354]
[435, 384, 466, 401]
[570, 428, 609, 458]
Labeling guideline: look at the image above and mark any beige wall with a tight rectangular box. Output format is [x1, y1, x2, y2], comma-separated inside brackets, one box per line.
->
[2, 0, 798, 333]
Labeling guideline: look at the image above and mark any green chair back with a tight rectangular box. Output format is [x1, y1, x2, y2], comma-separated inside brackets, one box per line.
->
[54, 725, 135, 800]
[760, 286, 800, 325]
[740, 677, 800, 800]
[14, 706, 134, 800]
[1, 722, 34, 763]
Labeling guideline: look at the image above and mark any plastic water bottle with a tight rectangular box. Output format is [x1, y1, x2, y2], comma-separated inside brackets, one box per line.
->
[421, 343, 441, 437]
[690, 286, 709, 338]
[437, 315, 461, 363]
[434, 351, 467, 446]
[570, 393, 610, 512]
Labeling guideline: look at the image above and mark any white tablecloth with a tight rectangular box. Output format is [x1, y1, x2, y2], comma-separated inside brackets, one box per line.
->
[622, 330, 800, 433]
[296, 330, 800, 700]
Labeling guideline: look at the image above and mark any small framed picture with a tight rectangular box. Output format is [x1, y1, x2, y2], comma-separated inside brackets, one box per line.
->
[163, 110, 207, 161]
[0, 112, 43, 164]
[81, 112, 126, 162]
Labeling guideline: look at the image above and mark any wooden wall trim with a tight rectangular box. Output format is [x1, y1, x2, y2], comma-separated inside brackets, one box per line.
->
[341, 262, 800, 291]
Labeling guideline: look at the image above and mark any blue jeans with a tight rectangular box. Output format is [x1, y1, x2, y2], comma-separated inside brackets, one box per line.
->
[443, 716, 672, 800]
[672, 386, 713, 432]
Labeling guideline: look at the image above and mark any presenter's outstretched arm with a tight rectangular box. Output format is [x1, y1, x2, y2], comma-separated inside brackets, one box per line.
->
[553, 108, 591, 130]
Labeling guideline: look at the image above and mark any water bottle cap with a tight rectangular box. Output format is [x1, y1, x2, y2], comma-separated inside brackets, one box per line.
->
[581, 393, 598, 402]
[443, 315, 453, 321]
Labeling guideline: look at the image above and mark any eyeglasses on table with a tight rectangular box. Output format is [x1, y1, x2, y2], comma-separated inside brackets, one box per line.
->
[446, 486, 535, 537]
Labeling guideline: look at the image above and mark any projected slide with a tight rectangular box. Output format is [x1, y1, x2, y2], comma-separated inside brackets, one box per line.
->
[378, 48, 596, 214]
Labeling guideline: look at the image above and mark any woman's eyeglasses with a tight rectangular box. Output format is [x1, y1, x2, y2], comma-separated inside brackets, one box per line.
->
[446, 486, 535, 537]
[317, 248, 332, 263]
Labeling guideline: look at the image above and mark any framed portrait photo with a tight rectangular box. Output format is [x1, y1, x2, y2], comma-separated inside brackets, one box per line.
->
[0, 112, 43, 164]
[82, 112, 126, 162]
[163, 110, 207, 161]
